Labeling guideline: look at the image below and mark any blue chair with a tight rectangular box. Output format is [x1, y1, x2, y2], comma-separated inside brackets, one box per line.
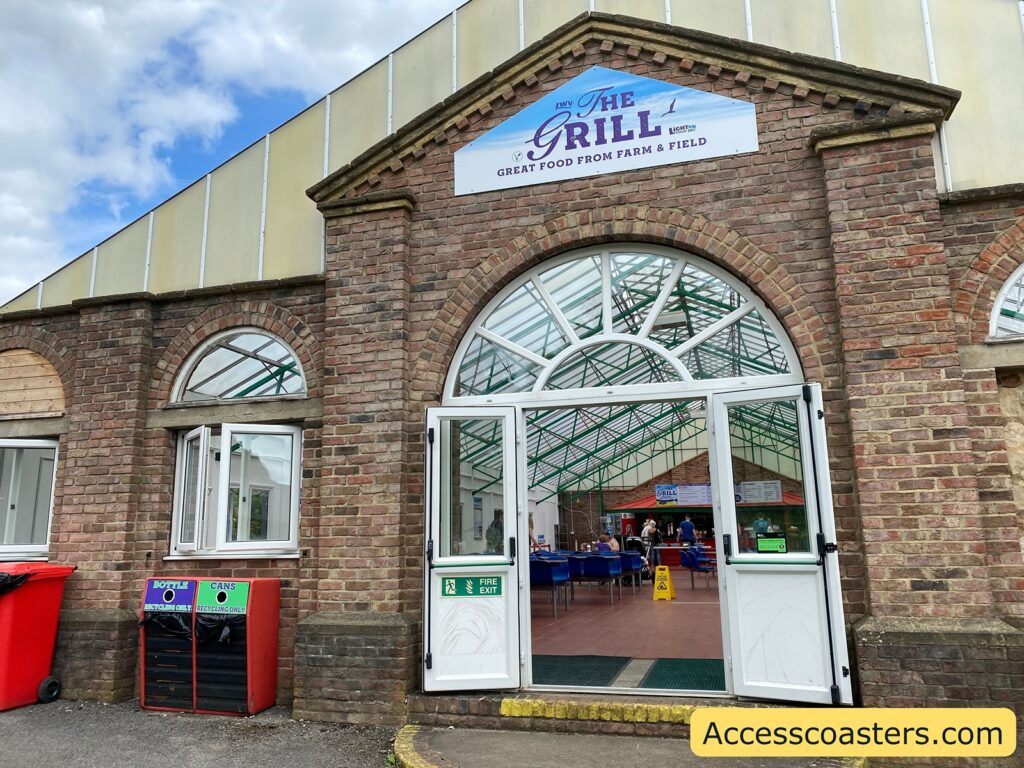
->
[530, 557, 570, 617]
[581, 554, 621, 604]
[681, 549, 716, 589]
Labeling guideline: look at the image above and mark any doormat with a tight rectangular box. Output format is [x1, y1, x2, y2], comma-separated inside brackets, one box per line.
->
[531, 655, 632, 687]
[639, 658, 726, 691]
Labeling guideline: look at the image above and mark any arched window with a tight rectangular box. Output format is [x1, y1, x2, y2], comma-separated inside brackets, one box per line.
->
[990, 261, 1024, 338]
[447, 246, 800, 403]
[173, 329, 306, 403]
[0, 350, 63, 560]
[169, 329, 306, 559]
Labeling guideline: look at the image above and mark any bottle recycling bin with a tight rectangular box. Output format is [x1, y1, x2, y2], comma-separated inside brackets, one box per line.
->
[139, 577, 280, 716]
[0, 562, 76, 711]
[139, 577, 197, 711]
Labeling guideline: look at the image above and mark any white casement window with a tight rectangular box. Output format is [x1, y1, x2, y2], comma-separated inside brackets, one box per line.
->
[0, 439, 58, 560]
[170, 424, 301, 557]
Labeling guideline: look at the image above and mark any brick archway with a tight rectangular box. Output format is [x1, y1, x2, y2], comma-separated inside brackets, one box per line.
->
[955, 216, 1024, 344]
[410, 206, 831, 402]
[151, 300, 322, 406]
[0, 325, 74, 408]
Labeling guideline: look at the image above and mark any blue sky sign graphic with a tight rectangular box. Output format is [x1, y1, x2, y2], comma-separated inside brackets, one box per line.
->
[454, 66, 758, 195]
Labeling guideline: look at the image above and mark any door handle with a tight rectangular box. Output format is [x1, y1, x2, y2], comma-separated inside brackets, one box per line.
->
[509, 536, 516, 566]
[723, 533, 733, 564]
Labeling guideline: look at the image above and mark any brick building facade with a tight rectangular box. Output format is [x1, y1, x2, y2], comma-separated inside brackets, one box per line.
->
[1, 14, 1022, 740]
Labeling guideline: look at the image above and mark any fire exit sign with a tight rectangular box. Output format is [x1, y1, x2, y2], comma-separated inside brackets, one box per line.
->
[441, 576, 502, 597]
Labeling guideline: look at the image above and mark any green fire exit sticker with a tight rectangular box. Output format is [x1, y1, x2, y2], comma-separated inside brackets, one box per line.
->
[196, 580, 251, 614]
[755, 534, 788, 554]
[441, 576, 502, 597]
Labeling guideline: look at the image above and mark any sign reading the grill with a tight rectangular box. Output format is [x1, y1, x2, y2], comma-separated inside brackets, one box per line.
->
[455, 66, 758, 195]
[441, 576, 502, 597]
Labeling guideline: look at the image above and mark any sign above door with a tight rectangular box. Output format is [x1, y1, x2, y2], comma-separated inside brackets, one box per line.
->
[454, 65, 759, 196]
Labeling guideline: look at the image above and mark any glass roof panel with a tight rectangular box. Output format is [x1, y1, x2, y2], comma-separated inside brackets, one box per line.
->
[680, 309, 791, 380]
[545, 342, 681, 390]
[537, 255, 603, 340]
[648, 262, 746, 349]
[482, 280, 570, 359]
[455, 334, 542, 396]
[180, 331, 305, 402]
[994, 267, 1024, 336]
[610, 252, 675, 334]
[525, 400, 707, 493]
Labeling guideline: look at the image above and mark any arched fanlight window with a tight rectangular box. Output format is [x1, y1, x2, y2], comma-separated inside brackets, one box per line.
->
[446, 246, 800, 403]
[990, 261, 1024, 338]
[174, 329, 306, 404]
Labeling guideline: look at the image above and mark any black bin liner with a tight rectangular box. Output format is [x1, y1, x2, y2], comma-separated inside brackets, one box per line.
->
[0, 573, 30, 598]
[139, 610, 192, 639]
[195, 614, 246, 645]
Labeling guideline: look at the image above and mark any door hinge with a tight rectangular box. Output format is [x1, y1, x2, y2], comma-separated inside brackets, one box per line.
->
[842, 666, 850, 678]
[830, 684, 840, 706]
[424, 653, 432, 669]
[426, 538, 434, 564]
[427, 427, 434, 445]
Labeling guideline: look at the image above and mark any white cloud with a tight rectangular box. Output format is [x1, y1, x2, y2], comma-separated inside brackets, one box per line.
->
[0, 0, 464, 303]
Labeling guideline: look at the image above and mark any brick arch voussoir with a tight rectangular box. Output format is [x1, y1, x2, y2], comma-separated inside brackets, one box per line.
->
[152, 300, 322, 406]
[412, 207, 828, 402]
[959, 218, 1024, 344]
[0, 325, 74, 408]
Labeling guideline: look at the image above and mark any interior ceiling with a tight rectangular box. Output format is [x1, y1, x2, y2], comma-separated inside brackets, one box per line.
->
[454, 251, 800, 497]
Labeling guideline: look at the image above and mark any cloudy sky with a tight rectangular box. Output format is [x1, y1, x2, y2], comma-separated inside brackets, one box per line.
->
[0, 0, 464, 304]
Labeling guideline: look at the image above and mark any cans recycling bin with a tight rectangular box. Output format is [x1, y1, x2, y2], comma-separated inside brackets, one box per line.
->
[0, 562, 76, 711]
[140, 577, 280, 716]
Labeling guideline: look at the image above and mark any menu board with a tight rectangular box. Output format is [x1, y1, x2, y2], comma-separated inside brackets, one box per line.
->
[735, 480, 783, 504]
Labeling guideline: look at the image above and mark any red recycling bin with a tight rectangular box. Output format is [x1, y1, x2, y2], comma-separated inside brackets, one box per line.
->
[0, 562, 75, 711]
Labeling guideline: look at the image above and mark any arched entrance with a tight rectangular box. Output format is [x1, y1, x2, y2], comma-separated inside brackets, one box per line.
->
[423, 245, 852, 705]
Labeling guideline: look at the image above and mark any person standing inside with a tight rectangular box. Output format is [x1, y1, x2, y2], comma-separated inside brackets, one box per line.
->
[678, 515, 696, 546]
[486, 509, 504, 554]
[643, 518, 663, 567]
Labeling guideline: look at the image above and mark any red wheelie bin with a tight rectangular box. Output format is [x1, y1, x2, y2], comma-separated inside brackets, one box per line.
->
[0, 562, 75, 710]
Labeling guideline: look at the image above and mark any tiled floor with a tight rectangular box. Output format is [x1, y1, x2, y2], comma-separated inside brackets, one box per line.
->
[529, 569, 724, 660]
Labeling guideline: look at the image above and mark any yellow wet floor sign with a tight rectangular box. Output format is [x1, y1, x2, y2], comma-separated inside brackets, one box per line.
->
[653, 565, 675, 600]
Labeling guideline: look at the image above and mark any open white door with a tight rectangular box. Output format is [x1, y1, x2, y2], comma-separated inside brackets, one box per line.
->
[423, 407, 521, 691]
[709, 384, 852, 705]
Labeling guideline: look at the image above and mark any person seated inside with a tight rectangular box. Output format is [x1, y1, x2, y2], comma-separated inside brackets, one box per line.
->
[595, 534, 613, 552]
[608, 534, 620, 552]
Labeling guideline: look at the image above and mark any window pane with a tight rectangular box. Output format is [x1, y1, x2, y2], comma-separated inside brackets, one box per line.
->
[179, 435, 201, 544]
[0, 447, 55, 546]
[439, 418, 506, 557]
[180, 332, 305, 402]
[727, 400, 810, 554]
[226, 432, 293, 543]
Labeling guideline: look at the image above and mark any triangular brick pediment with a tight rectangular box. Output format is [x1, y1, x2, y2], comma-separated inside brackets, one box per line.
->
[308, 11, 959, 207]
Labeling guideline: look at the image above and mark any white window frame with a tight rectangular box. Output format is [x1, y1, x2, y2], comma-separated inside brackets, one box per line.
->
[0, 439, 58, 561]
[169, 423, 301, 559]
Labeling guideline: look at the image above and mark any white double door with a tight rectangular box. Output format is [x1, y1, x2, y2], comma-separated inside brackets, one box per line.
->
[423, 385, 852, 705]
